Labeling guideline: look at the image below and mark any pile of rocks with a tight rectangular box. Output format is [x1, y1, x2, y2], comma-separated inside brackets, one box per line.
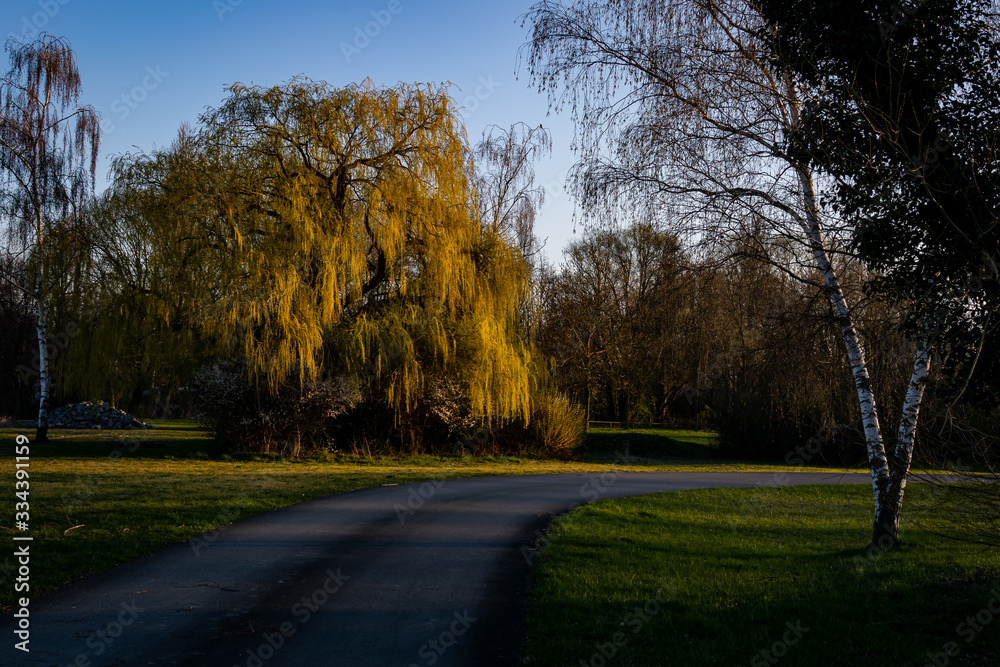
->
[49, 401, 154, 430]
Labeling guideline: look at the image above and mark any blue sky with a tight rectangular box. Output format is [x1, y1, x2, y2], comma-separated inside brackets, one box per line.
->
[4, 0, 582, 260]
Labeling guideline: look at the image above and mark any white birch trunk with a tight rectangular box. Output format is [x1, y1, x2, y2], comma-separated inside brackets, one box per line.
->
[34, 267, 51, 442]
[873, 341, 932, 545]
[784, 81, 901, 546]
[793, 167, 888, 473]
[792, 152, 938, 548]
[895, 342, 931, 471]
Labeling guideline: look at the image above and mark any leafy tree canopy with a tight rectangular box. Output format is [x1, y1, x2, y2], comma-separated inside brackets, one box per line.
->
[755, 0, 1000, 399]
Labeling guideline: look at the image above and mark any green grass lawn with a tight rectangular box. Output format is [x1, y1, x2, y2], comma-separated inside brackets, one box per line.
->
[582, 427, 722, 463]
[1, 421, 862, 610]
[524, 484, 1000, 666]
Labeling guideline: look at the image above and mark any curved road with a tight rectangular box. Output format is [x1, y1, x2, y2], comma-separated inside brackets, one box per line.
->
[7, 471, 869, 666]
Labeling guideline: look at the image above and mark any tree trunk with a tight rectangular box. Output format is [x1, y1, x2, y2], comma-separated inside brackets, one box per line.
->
[694, 364, 700, 432]
[797, 168, 932, 548]
[799, 173, 885, 440]
[795, 165, 899, 547]
[785, 81, 907, 548]
[585, 341, 592, 432]
[872, 342, 931, 549]
[34, 279, 50, 443]
[622, 389, 630, 430]
[605, 382, 617, 423]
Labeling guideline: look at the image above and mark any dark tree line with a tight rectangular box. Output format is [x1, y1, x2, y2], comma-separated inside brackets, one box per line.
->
[535, 221, 924, 463]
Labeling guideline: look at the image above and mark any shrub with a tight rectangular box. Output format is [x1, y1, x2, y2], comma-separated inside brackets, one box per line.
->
[469, 392, 586, 457]
[194, 363, 359, 456]
[532, 393, 587, 455]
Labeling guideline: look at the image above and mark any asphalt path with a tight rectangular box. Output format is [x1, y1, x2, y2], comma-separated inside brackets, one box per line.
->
[5, 471, 870, 666]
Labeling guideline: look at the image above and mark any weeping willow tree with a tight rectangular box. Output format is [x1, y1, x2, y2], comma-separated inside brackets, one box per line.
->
[76, 78, 535, 436]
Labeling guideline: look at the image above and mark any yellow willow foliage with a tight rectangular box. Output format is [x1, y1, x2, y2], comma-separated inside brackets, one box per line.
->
[108, 78, 534, 420]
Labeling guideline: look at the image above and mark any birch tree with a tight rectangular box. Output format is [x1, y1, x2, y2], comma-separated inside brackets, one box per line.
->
[522, 0, 930, 547]
[756, 0, 1000, 548]
[0, 35, 99, 441]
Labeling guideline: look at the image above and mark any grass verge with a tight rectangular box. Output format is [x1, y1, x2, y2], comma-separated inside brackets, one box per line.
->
[524, 484, 999, 666]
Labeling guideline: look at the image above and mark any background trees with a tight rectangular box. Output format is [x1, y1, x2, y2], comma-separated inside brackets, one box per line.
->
[473, 122, 551, 265]
[472, 122, 552, 350]
[0, 253, 35, 418]
[533, 216, 916, 465]
[0, 34, 99, 441]
[537, 223, 689, 428]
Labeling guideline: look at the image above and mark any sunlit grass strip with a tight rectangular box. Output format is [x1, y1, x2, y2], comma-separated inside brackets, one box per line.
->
[524, 484, 1000, 666]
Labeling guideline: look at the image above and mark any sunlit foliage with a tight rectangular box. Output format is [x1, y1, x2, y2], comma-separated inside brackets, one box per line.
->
[87, 78, 535, 424]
